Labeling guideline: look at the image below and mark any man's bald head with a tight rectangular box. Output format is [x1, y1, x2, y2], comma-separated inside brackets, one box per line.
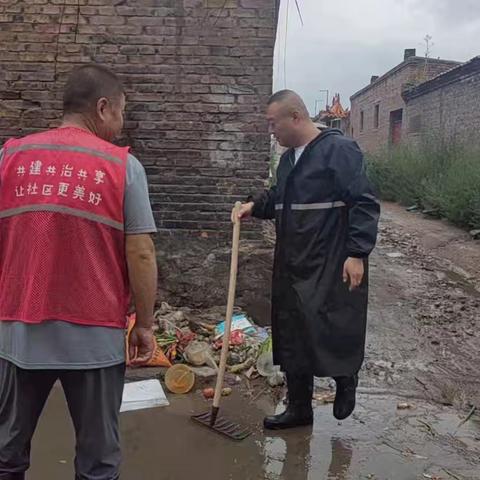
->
[63, 64, 124, 115]
[62, 64, 126, 142]
[267, 90, 310, 120]
[266, 90, 318, 148]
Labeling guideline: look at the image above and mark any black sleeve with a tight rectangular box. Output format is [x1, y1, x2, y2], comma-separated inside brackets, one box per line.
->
[334, 139, 380, 258]
[250, 186, 277, 220]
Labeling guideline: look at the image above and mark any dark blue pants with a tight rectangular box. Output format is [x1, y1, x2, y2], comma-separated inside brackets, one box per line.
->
[0, 358, 125, 480]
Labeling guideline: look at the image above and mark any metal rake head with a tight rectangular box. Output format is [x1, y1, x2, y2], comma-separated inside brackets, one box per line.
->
[191, 410, 251, 441]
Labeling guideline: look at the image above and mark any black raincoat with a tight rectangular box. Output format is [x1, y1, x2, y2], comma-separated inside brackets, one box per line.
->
[252, 129, 380, 377]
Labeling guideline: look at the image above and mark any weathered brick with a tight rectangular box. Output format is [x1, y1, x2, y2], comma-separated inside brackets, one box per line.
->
[143, 26, 178, 36]
[41, 5, 62, 14]
[0, 0, 275, 236]
[4, 5, 23, 14]
[88, 15, 125, 26]
[240, 0, 263, 8]
[15, 32, 56, 42]
[106, 25, 142, 35]
[50, 0, 78, 5]
[76, 25, 107, 35]
[79, 6, 99, 15]
[257, 27, 275, 38]
[98, 44, 119, 53]
[205, 0, 237, 7]
[97, 6, 117, 15]
[239, 17, 274, 27]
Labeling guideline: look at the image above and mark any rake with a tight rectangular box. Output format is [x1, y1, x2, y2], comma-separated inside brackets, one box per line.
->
[191, 201, 251, 440]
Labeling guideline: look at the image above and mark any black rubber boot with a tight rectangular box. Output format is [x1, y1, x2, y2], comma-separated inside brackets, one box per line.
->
[333, 374, 358, 420]
[0, 473, 25, 480]
[264, 373, 314, 430]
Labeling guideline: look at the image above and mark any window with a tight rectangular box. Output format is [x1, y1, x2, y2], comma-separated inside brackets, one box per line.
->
[408, 114, 422, 133]
[389, 109, 403, 145]
[360, 111, 364, 132]
[374, 104, 380, 129]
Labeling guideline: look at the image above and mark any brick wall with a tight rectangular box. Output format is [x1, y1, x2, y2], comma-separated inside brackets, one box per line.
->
[403, 57, 480, 147]
[0, 0, 277, 238]
[350, 57, 459, 153]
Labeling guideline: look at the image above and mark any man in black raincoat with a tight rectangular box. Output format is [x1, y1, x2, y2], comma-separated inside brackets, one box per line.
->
[235, 90, 380, 430]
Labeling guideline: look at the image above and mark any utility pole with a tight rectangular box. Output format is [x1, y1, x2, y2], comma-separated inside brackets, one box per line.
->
[314, 90, 329, 116]
[319, 89, 329, 110]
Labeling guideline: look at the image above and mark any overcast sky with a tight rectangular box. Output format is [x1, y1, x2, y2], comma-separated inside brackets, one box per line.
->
[273, 0, 480, 115]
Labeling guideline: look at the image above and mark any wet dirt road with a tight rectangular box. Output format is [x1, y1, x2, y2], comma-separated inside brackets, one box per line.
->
[30, 385, 480, 479]
[29, 203, 480, 479]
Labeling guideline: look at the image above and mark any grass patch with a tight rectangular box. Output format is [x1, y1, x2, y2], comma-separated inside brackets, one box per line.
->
[367, 139, 480, 230]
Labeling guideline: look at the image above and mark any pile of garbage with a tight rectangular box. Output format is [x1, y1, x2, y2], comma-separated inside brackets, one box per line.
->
[151, 302, 284, 389]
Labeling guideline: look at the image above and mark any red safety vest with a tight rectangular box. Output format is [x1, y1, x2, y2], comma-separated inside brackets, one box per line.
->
[0, 126, 130, 328]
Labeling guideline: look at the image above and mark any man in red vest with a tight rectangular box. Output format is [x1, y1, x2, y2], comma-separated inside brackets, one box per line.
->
[0, 64, 158, 480]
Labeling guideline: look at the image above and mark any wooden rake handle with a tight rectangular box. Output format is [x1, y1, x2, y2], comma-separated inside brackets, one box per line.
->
[212, 201, 242, 409]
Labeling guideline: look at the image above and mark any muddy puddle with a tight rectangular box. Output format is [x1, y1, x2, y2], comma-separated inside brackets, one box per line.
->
[29, 383, 480, 479]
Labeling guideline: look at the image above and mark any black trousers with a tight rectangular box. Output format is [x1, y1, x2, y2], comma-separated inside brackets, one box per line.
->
[0, 358, 125, 480]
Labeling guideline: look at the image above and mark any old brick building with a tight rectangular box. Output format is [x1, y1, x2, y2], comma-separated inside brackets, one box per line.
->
[350, 49, 459, 152]
[0, 0, 278, 237]
[402, 56, 480, 147]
